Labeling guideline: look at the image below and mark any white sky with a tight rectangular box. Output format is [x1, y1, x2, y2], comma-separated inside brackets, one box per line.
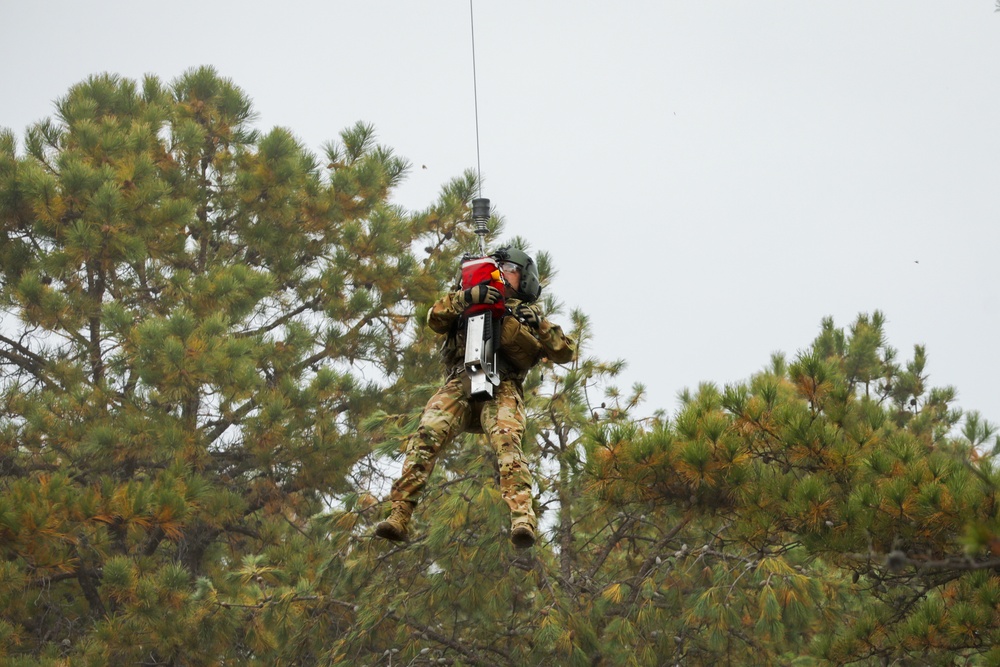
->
[3, 1, 998, 422]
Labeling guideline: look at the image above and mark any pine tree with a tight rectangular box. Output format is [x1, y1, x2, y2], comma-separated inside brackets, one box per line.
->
[6, 70, 1000, 667]
[0, 68, 475, 665]
[584, 311, 1000, 665]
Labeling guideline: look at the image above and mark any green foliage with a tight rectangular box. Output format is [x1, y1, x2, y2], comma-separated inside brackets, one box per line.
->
[0, 68, 475, 665]
[4, 72, 1000, 667]
[582, 311, 1000, 665]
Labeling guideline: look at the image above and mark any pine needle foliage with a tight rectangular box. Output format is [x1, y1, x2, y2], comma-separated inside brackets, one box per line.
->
[3, 72, 1000, 666]
[0, 68, 474, 665]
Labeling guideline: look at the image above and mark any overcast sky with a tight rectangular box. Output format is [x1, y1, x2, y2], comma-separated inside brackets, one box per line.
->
[3, 1, 998, 422]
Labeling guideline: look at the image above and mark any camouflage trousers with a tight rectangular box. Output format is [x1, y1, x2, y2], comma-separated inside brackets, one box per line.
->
[389, 376, 536, 529]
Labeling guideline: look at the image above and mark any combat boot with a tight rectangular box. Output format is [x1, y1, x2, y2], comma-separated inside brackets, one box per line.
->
[510, 520, 536, 550]
[375, 501, 414, 542]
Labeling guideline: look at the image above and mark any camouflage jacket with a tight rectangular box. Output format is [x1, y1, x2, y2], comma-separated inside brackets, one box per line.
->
[427, 290, 577, 386]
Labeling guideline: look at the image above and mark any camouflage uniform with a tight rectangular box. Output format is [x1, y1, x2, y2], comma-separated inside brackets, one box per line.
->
[388, 290, 576, 533]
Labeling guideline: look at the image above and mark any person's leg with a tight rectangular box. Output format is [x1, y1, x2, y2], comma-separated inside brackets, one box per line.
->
[480, 381, 536, 548]
[376, 378, 470, 541]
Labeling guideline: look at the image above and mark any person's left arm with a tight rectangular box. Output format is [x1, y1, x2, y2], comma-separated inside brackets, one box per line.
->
[512, 302, 577, 365]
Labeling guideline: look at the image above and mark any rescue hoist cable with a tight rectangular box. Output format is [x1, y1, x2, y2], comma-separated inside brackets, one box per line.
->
[469, 0, 491, 256]
[470, 0, 483, 202]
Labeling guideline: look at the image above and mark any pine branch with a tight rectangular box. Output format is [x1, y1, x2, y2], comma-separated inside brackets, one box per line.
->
[141, 526, 166, 557]
[526, 554, 562, 611]
[0, 332, 47, 368]
[587, 516, 638, 581]
[388, 610, 499, 666]
[28, 572, 79, 587]
[375, 535, 428, 564]
[216, 594, 320, 610]
[75, 564, 107, 618]
[849, 550, 1000, 574]
[0, 333, 55, 389]
[624, 513, 693, 609]
[236, 296, 320, 338]
[204, 399, 261, 444]
[961, 457, 998, 491]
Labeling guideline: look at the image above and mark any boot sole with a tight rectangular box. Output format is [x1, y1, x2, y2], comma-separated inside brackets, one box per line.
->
[374, 523, 408, 542]
[510, 527, 536, 549]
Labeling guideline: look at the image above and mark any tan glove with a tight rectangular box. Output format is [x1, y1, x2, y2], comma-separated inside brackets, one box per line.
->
[462, 285, 502, 308]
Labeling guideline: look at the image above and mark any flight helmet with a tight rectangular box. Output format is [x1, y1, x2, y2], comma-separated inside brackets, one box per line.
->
[495, 246, 542, 303]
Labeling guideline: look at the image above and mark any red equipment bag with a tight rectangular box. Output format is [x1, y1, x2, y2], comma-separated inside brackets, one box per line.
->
[460, 256, 506, 317]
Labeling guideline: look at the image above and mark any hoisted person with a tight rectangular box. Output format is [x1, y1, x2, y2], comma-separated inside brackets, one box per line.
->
[375, 247, 576, 549]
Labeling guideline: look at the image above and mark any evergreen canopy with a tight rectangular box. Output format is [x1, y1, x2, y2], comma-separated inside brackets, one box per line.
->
[1, 68, 999, 666]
